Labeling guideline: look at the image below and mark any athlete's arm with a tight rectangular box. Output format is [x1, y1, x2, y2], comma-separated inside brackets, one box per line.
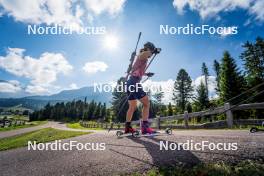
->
[138, 50, 152, 61]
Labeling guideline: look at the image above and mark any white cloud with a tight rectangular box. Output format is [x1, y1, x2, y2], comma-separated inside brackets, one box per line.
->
[69, 83, 78, 89]
[173, 0, 264, 22]
[82, 61, 108, 74]
[0, 47, 73, 94]
[0, 0, 83, 29]
[193, 75, 217, 99]
[142, 77, 217, 104]
[25, 85, 49, 94]
[0, 0, 126, 27]
[0, 80, 21, 93]
[249, 0, 264, 21]
[84, 0, 126, 15]
[143, 79, 175, 104]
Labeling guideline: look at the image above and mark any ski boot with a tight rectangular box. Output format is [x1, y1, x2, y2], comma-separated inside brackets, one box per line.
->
[141, 121, 157, 134]
[116, 122, 140, 137]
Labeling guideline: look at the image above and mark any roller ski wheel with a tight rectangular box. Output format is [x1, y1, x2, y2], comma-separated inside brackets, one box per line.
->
[116, 130, 123, 137]
[132, 130, 140, 137]
[165, 128, 172, 135]
[116, 130, 140, 137]
[250, 127, 258, 133]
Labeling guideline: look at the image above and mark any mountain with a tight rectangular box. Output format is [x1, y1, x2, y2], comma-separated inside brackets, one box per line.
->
[0, 86, 112, 110]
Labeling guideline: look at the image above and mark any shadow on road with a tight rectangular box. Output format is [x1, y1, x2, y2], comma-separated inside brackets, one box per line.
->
[131, 136, 201, 167]
[109, 135, 201, 168]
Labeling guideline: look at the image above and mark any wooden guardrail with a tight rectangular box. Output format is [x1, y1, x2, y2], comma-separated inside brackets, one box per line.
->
[80, 102, 264, 129]
[154, 102, 264, 129]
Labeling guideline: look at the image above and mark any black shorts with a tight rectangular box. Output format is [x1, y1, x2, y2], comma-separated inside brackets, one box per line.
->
[126, 76, 146, 100]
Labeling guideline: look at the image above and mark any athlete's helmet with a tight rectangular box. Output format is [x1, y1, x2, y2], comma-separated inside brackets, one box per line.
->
[144, 42, 156, 53]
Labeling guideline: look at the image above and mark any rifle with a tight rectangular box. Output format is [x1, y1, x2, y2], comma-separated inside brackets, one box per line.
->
[125, 32, 142, 80]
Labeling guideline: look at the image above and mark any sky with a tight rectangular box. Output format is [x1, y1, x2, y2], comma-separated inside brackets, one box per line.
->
[0, 0, 264, 101]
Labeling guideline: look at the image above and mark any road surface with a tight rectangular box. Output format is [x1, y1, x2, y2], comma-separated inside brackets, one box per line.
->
[0, 122, 264, 176]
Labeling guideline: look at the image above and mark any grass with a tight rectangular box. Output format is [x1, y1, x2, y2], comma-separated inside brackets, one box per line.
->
[131, 160, 264, 176]
[0, 121, 47, 132]
[0, 127, 90, 151]
[0, 115, 29, 121]
[67, 122, 104, 130]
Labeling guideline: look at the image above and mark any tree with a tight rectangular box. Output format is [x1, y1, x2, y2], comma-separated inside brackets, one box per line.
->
[219, 51, 245, 103]
[167, 103, 173, 116]
[201, 63, 210, 108]
[202, 62, 209, 97]
[213, 60, 221, 94]
[173, 69, 193, 113]
[93, 102, 101, 119]
[111, 77, 129, 122]
[101, 103, 107, 120]
[186, 102, 192, 113]
[152, 86, 164, 116]
[195, 81, 209, 111]
[240, 37, 264, 118]
[152, 86, 164, 105]
[241, 37, 264, 101]
[87, 100, 96, 120]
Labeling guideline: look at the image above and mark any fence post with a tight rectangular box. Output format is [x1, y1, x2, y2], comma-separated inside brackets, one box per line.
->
[156, 117, 160, 130]
[224, 103, 233, 128]
[184, 111, 189, 128]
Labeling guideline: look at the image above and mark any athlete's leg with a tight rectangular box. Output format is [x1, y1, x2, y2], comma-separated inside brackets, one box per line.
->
[126, 99, 137, 122]
[139, 95, 156, 134]
[125, 99, 137, 133]
[139, 95, 150, 121]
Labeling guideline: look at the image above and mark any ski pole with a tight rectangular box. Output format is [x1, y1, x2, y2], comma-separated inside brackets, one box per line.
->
[141, 51, 160, 83]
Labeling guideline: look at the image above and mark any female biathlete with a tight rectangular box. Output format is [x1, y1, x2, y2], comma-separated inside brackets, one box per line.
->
[125, 42, 157, 134]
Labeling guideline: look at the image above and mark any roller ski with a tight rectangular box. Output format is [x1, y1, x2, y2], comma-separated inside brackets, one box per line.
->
[116, 124, 140, 138]
[140, 121, 172, 137]
[250, 121, 264, 133]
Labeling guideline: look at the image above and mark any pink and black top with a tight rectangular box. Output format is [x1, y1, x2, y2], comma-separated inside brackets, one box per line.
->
[130, 56, 147, 78]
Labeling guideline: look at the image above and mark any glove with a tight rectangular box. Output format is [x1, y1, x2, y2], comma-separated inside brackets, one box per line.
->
[152, 48, 161, 54]
[146, 72, 155, 77]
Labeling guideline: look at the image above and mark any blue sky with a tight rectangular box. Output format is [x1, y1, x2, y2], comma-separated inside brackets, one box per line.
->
[0, 0, 264, 98]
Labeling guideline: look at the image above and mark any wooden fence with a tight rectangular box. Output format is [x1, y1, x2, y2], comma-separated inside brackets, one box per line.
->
[0, 119, 26, 128]
[80, 102, 264, 129]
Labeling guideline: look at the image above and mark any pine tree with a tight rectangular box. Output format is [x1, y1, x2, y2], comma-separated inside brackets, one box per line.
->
[167, 102, 173, 116]
[240, 37, 264, 118]
[87, 100, 96, 120]
[173, 69, 193, 113]
[195, 81, 209, 111]
[213, 60, 221, 94]
[111, 77, 129, 122]
[153, 86, 164, 105]
[152, 86, 164, 116]
[241, 37, 264, 102]
[94, 102, 101, 119]
[202, 62, 209, 97]
[186, 102, 192, 113]
[219, 51, 245, 103]
[101, 103, 107, 120]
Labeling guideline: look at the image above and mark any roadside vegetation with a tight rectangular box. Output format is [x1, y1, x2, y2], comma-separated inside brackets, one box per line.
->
[0, 120, 47, 132]
[0, 127, 90, 151]
[132, 160, 264, 176]
[67, 122, 104, 130]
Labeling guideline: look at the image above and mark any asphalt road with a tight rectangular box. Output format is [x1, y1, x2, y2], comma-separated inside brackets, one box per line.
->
[0, 122, 264, 176]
